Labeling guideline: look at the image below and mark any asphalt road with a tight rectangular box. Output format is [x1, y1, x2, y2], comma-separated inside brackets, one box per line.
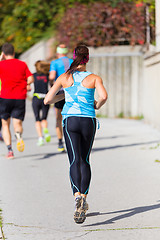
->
[0, 99, 160, 240]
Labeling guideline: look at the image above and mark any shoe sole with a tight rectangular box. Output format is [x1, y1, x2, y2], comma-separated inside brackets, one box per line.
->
[58, 148, 65, 152]
[45, 135, 51, 142]
[6, 156, 14, 159]
[74, 211, 86, 224]
[37, 140, 44, 146]
[82, 207, 88, 214]
[37, 143, 44, 146]
[17, 139, 25, 152]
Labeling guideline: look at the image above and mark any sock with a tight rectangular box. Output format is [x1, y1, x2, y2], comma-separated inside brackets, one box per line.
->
[59, 139, 62, 145]
[15, 132, 21, 140]
[7, 145, 12, 152]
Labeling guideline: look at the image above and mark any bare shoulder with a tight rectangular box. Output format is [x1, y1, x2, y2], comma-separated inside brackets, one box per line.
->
[59, 72, 66, 79]
[85, 73, 99, 81]
[96, 74, 102, 79]
[93, 74, 103, 83]
[89, 73, 101, 80]
[57, 73, 67, 82]
[56, 72, 73, 88]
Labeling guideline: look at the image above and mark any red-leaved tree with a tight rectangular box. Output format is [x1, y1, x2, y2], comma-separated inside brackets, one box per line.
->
[57, 2, 154, 50]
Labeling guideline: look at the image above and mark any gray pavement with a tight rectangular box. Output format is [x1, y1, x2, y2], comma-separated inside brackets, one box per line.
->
[0, 99, 160, 240]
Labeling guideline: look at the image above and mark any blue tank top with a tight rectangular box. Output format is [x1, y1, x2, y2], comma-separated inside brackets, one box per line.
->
[61, 71, 96, 120]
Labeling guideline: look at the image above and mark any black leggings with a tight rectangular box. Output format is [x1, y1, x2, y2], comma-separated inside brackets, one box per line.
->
[32, 96, 49, 121]
[63, 117, 96, 195]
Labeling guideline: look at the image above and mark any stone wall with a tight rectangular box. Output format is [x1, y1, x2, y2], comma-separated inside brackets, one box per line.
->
[88, 46, 144, 118]
[143, 52, 160, 129]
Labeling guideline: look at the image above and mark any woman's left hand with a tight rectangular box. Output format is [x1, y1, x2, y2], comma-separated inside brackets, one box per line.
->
[94, 100, 98, 109]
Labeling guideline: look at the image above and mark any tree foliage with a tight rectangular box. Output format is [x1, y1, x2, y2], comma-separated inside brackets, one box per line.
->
[57, 1, 155, 50]
[0, 0, 155, 54]
[0, 0, 64, 53]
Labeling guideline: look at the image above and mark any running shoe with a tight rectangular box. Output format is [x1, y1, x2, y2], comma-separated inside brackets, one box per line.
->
[75, 195, 82, 209]
[6, 150, 14, 159]
[43, 128, 51, 143]
[58, 143, 65, 152]
[44, 133, 51, 143]
[15, 132, 25, 152]
[37, 138, 44, 146]
[74, 195, 86, 224]
[81, 197, 89, 213]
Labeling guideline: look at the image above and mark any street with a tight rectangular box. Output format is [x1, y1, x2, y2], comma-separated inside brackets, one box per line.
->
[0, 99, 160, 240]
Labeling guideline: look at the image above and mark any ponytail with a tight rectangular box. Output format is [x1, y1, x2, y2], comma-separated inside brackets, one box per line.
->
[66, 45, 89, 74]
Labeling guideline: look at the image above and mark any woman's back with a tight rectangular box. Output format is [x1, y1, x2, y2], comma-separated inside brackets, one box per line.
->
[61, 71, 96, 119]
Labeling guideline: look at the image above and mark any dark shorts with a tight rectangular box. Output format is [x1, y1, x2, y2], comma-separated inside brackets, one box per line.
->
[32, 96, 50, 121]
[55, 99, 65, 109]
[54, 90, 65, 109]
[0, 98, 26, 121]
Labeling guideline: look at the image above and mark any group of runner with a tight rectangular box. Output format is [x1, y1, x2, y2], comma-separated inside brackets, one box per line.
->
[32, 44, 73, 151]
[0, 43, 108, 224]
[0, 43, 72, 157]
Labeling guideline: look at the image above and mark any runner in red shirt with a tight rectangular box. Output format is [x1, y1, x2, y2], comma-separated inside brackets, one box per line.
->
[0, 43, 34, 159]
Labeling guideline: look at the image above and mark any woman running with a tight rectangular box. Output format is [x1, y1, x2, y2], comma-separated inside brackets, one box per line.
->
[32, 60, 51, 146]
[44, 45, 108, 223]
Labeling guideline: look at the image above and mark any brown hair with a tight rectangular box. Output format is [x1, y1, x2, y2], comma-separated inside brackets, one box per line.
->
[66, 45, 89, 74]
[2, 43, 14, 56]
[35, 60, 50, 75]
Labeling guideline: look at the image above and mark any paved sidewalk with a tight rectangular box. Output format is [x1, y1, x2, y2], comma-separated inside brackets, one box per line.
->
[0, 100, 160, 240]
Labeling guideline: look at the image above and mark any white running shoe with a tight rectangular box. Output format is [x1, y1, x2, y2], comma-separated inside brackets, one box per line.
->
[37, 138, 44, 146]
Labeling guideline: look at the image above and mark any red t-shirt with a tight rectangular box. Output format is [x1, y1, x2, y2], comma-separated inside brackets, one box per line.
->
[0, 58, 32, 99]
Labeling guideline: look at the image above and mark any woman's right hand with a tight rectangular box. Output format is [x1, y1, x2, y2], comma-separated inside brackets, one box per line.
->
[0, 52, 5, 61]
[95, 76, 108, 109]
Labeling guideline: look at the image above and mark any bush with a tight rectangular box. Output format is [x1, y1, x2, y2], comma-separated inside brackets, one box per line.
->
[57, 2, 155, 50]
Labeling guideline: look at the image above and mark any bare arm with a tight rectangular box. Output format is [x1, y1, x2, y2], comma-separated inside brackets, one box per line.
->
[94, 76, 108, 110]
[44, 74, 64, 105]
[49, 70, 56, 87]
[0, 52, 5, 61]
[27, 75, 34, 85]
[49, 93, 65, 104]
[27, 75, 34, 91]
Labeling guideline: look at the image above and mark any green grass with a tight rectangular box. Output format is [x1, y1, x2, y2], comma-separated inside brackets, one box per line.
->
[85, 226, 160, 232]
[96, 114, 108, 118]
[116, 112, 144, 120]
[150, 143, 160, 149]
[155, 159, 160, 163]
[117, 112, 124, 118]
[0, 208, 5, 240]
[0, 209, 2, 227]
[96, 112, 144, 120]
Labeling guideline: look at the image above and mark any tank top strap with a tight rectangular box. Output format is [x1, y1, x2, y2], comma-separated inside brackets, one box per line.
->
[72, 71, 92, 84]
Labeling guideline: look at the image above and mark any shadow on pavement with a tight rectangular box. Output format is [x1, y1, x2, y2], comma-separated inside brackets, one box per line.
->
[11, 134, 57, 142]
[95, 135, 127, 141]
[84, 202, 160, 227]
[92, 140, 160, 152]
[38, 151, 66, 160]
[13, 152, 66, 160]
